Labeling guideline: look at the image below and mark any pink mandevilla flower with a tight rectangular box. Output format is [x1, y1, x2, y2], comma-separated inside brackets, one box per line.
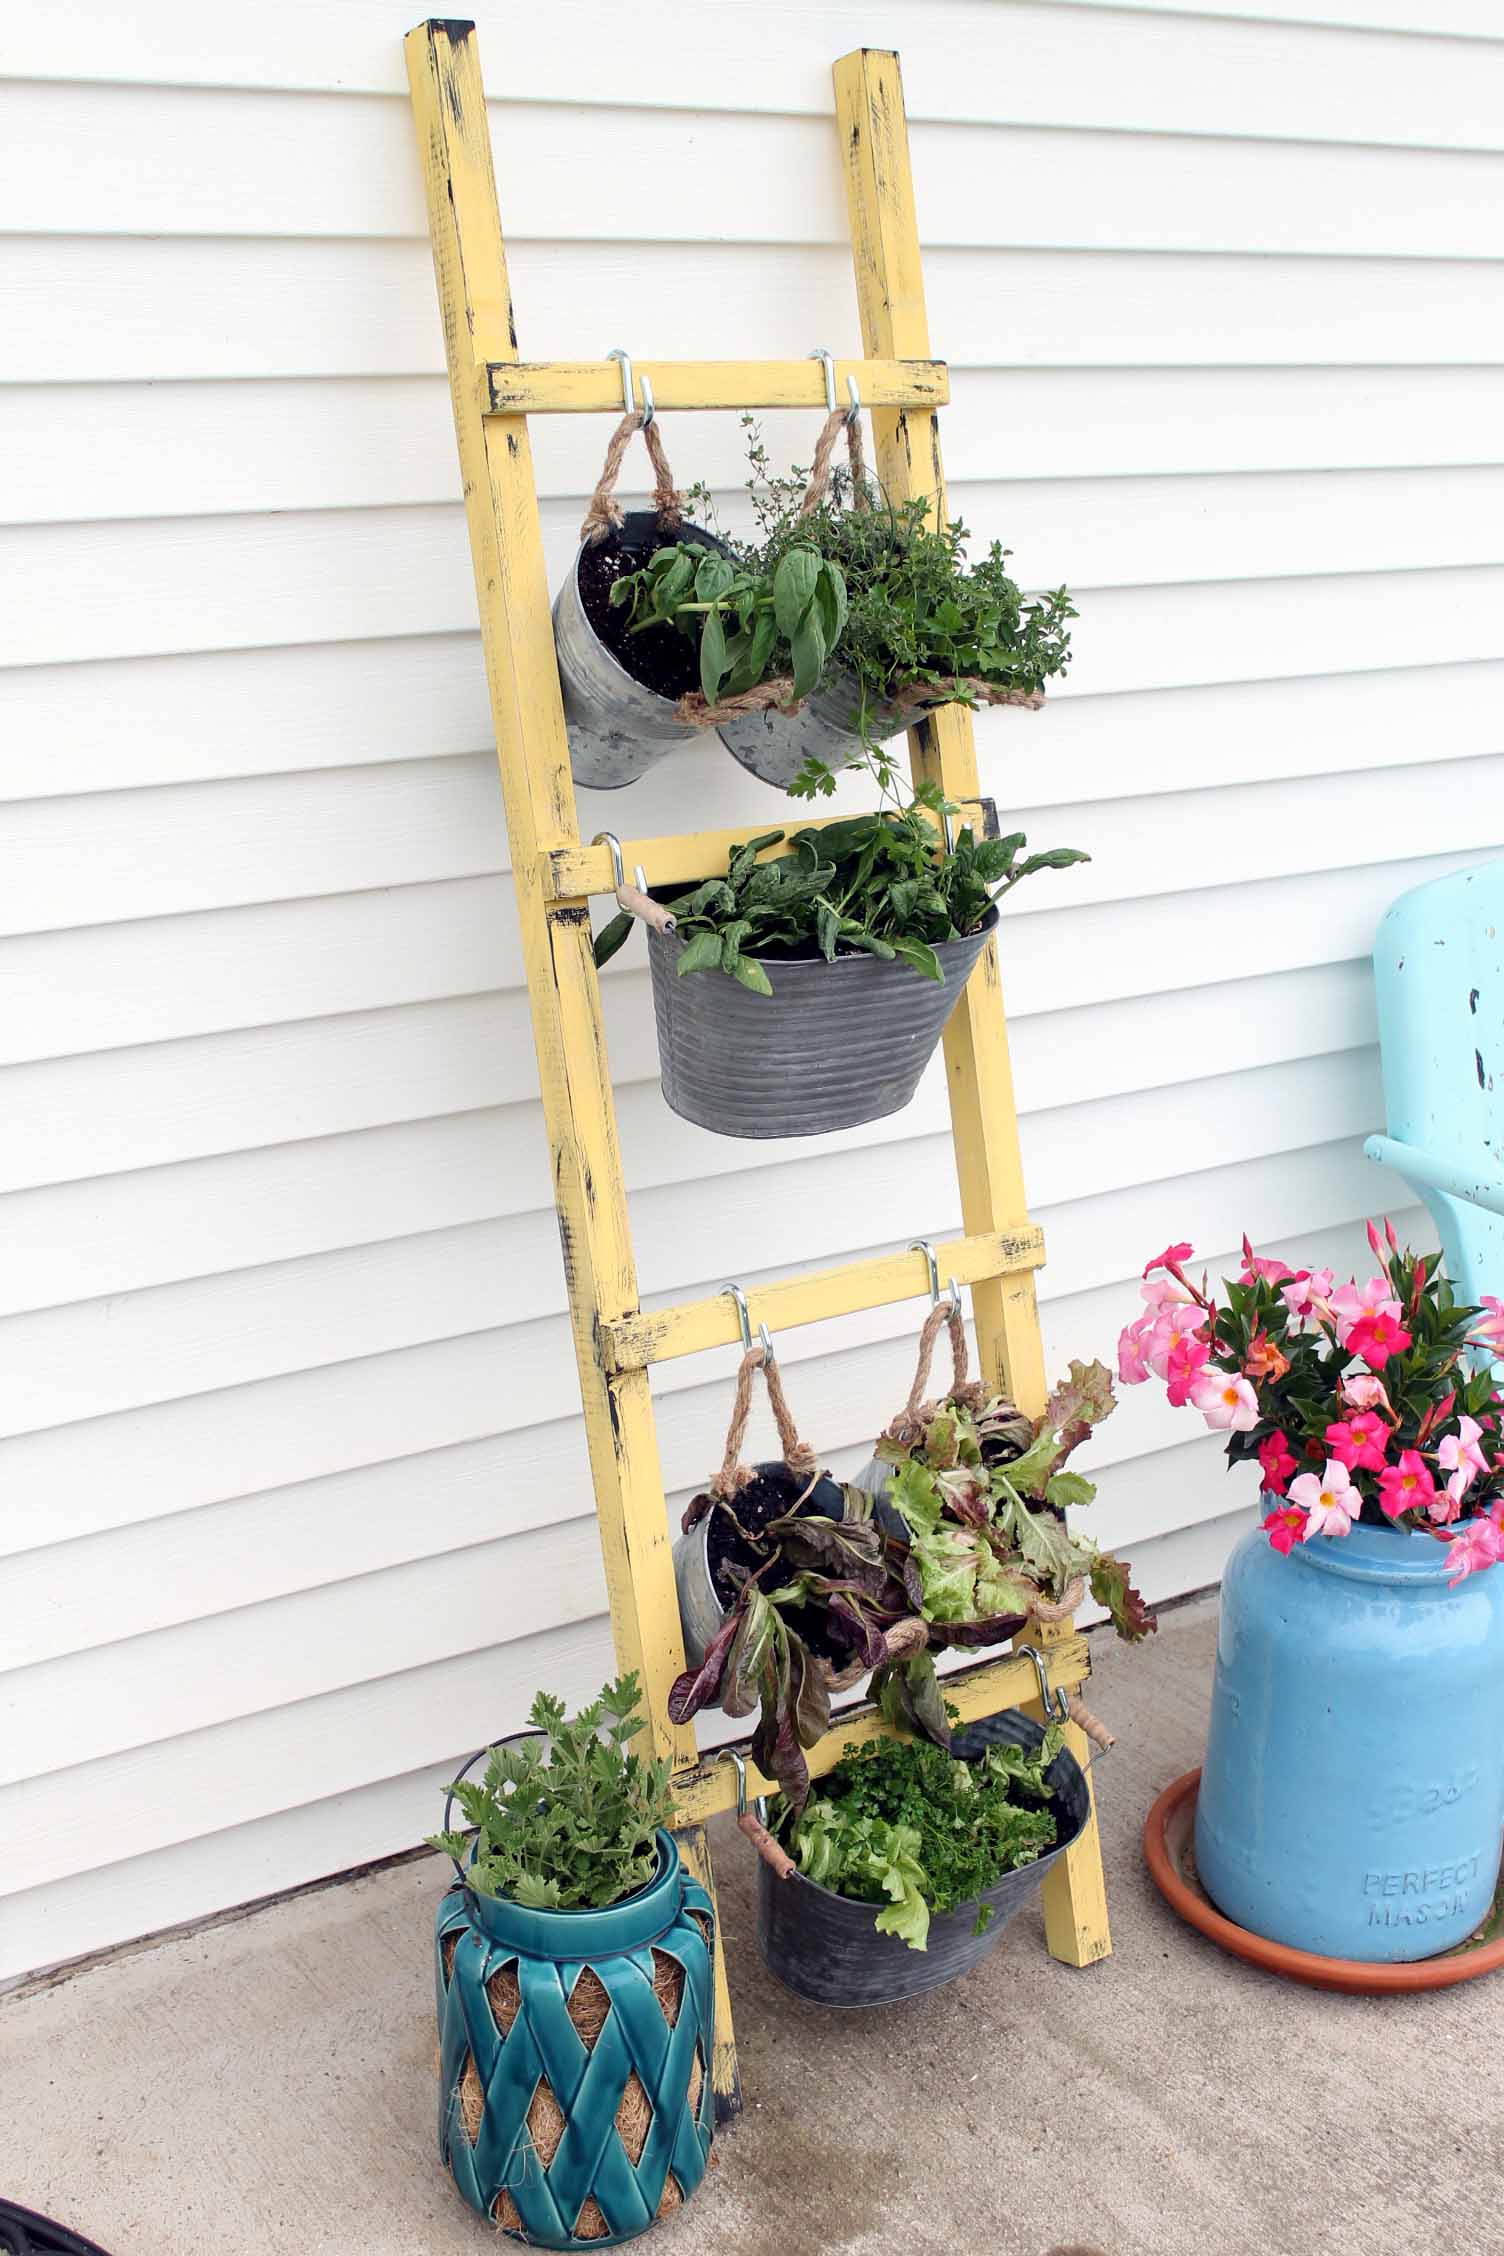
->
[1376, 1448, 1436, 1521]
[1446, 1516, 1504, 1587]
[1191, 1370, 1260, 1432]
[1257, 1430, 1298, 1496]
[1116, 1317, 1152, 1387]
[1340, 1371, 1391, 1414]
[1344, 1310, 1413, 1370]
[1143, 1241, 1194, 1280]
[1164, 1331, 1212, 1408]
[1281, 1267, 1335, 1324]
[1240, 1233, 1292, 1285]
[1471, 1296, 1504, 1356]
[1437, 1415, 1488, 1498]
[1262, 1503, 1309, 1557]
[1431, 1470, 1470, 1526]
[1289, 1459, 1358, 1540]
[1329, 1275, 1405, 1347]
[1323, 1412, 1388, 1474]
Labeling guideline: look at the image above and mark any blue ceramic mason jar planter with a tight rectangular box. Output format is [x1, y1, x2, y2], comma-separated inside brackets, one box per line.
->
[435, 1831, 715, 2246]
[1196, 1517, 1504, 1962]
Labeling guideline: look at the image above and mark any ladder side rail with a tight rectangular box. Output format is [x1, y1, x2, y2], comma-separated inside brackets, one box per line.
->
[833, 45, 1113, 1967]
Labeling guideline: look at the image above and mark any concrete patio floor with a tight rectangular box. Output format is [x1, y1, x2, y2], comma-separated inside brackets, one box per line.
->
[4, 1592, 1499, 2256]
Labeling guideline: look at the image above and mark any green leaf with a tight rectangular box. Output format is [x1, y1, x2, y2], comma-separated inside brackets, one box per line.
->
[591, 910, 635, 969]
[676, 929, 724, 976]
[892, 936, 943, 984]
[699, 604, 728, 703]
[790, 611, 826, 700]
[728, 953, 774, 996]
[694, 553, 736, 604]
[772, 546, 821, 638]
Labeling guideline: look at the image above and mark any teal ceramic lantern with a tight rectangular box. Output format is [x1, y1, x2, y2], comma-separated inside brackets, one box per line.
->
[435, 1831, 715, 2246]
[1196, 1517, 1504, 1962]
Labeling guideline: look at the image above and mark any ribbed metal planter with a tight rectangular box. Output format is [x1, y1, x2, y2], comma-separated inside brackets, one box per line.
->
[436, 1832, 715, 2246]
[673, 1471, 849, 1667]
[646, 906, 997, 1138]
[758, 1708, 1090, 2006]
[717, 670, 940, 790]
[553, 511, 733, 791]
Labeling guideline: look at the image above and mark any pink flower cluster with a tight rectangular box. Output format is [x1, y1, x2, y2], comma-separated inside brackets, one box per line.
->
[1117, 1223, 1504, 1587]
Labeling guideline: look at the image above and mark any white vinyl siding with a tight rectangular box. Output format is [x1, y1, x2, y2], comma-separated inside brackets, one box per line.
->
[2, 0, 1501, 1984]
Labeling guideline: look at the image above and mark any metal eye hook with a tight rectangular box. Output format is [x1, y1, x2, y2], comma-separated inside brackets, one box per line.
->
[909, 1239, 960, 1315]
[1016, 1642, 1072, 1726]
[845, 372, 861, 426]
[637, 371, 655, 430]
[606, 346, 634, 419]
[721, 1747, 749, 1819]
[809, 346, 837, 415]
[721, 1281, 775, 1366]
[591, 831, 626, 891]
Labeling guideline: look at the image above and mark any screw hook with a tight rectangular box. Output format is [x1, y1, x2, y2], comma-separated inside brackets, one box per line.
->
[638, 371, 655, 430]
[721, 1281, 775, 1366]
[909, 1239, 960, 1315]
[809, 346, 837, 415]
[845, 372, 861, 425]
[1016, 1642, 1072, 1726]
[605, 347, 634, 420]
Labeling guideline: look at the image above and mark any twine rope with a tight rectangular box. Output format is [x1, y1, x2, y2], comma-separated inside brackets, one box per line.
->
[710, 1344, 819, 1500]
[579, 412, 684, 545]
[884, 1299, 987, 1447]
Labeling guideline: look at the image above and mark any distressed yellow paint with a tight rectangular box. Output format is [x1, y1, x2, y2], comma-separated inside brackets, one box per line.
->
[484, 356, 948, 415]
[408, 20, 1112, 2125]
[603, 1228, 1045, 1373]
[672, 1640, 1089, 1824]
[835, 44, 1112, 1966]
[1014, 1615, 1114, 1964]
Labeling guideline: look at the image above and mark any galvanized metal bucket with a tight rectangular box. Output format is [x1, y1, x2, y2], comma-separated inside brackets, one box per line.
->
[553, 511, 734, 791]
[672, 1472, 849, 1668]
[757, 1707, 1090, 2006]
[645, 906, 997, 1138]
[716, 670, 944, 790]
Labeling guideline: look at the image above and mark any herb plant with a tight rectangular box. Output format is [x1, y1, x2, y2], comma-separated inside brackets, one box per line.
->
[429, 1675, 674, 1910]
[592, 804, 1087, 993]
[610, 539, 846, 707]
[773, 1726, 1062, 1950]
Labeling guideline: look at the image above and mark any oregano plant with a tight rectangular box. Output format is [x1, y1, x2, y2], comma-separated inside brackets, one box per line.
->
[429, 1675, 674, 1909]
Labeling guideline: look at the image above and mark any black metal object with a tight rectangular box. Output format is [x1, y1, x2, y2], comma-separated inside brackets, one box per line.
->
[0, 2201, 114, 2256]
[756, 1705, 1092, 2007]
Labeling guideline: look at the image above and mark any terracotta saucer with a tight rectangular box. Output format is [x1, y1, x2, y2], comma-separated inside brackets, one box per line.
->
[1143, 1769, 1504, 1995]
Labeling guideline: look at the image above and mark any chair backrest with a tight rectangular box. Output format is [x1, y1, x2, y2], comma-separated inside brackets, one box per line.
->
[1370, 860, 1502, 1315]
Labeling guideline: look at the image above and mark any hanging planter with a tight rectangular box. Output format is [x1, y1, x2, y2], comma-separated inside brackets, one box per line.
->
[554, 359, 737, 791]
[594, 811, 1089, 1143]
[431, 1683, 715, 2246]
[1120, 1228, 1504, 1964]
[755, 1707, 1091, 2006]
[647, 899, 997, 1138]
[669, 1327, 931, 1808]
[608, 385, 1072, 794]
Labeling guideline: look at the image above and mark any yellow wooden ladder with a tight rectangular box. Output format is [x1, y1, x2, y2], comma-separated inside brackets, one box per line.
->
[406, 18, 1112, 2118]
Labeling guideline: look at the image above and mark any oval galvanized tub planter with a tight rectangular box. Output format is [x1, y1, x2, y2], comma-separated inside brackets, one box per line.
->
[716, 669, 943, 790]
[645, 905, 998, 1139]
[553, 511, 735, 791]
[757, 1707, 1091, 2007]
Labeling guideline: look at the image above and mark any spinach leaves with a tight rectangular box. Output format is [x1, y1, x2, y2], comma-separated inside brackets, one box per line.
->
[591, 803, 1089, 992]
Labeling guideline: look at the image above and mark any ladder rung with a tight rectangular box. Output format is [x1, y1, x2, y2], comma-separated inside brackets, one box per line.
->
[668, 1638, 1089, 1818]
[546, 799, 994, 901]
[482, 356, 948, 417]
[601, 1228, 1047, 1373]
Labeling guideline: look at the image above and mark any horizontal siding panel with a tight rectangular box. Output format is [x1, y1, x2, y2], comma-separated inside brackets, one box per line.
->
[0, 1175, 1420, 1565]
[10, 88, 1504, 257]
[0, 954, 1374, 1198]
[14, 368, 1504, 530]
[1, 748, 1495, 946]
[7, 468, 1504, 673]
[1, 638, 1498, 806]
[0, 841, 1484, 1069]
[1, 1, 1498, 145]
[0, 1046, 1384, 1436]
[9, 240, 1504, 386]
[0, 959, 1376, 1311]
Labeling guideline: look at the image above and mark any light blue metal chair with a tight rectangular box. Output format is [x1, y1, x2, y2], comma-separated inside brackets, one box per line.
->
[1365, 861, 1502, 1329]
